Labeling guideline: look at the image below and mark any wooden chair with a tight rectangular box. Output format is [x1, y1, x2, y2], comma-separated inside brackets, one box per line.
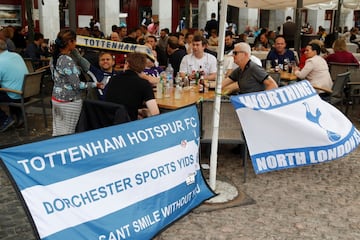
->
[23, 58, 35, 73]
[24, 57, 50, 73]
[199, 99, 248, 182]
[0, 70, 48, 135]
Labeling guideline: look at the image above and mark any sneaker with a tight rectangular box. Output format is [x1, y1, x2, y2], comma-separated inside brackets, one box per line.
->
[0, 117, 16, 132]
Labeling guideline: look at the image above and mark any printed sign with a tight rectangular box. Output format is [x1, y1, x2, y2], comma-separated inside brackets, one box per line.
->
[0, 106, 214, 240]
[76, 35, 155, 61]
[231, 80, 360, 174]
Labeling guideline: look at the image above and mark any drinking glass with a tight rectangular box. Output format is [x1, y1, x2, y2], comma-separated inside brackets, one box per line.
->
[290, 61, 296, 74]
[266, 60, 271, 71]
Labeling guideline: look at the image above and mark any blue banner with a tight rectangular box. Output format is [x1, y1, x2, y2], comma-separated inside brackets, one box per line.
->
[0, 105, 215, 240]
[230, 80, 360, 174]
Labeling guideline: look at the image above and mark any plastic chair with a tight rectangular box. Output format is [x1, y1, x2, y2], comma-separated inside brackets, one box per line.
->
[268, 72, 281, 86]
[328, 62, 358, 81]
[199, 99, 248, 182]
[345, 67, 360, 114]
[331, 71, 351, 107]
[0, 70, 48, 135]
[313, 71, 351, 114]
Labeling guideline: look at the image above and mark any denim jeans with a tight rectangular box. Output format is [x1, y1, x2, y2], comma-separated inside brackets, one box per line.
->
[0, 91, 21, 124]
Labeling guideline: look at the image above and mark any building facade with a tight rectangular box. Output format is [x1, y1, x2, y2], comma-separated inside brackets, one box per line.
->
[0, 0, 358, 42]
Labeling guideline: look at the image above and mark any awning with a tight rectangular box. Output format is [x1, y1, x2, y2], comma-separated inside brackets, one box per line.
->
[305, 1, 337, 10]
[305, 0, 360, 10]
[228, 0, 333, 9]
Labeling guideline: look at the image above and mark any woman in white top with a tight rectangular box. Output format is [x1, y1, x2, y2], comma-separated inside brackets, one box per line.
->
[295, 43, 333, 97]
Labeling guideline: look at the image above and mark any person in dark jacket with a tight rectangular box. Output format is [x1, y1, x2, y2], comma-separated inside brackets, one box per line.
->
[24, 32, 50, 69]
[167, 36, 187, 75]
[105, 52, 159, 121]
[205, 12, 219, 37]
[281, 16, 296, 48]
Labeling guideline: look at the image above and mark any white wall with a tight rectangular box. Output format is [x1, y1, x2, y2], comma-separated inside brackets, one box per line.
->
[342, 8, 354, 30]
[238, 8, 258, 33]
[37, 0, 60, 42]
[153, 0, 171, 33]
[99, 0, 120, 37]
[307, 9, 326, 33]
[198, 0, 218, 30]
[269, 10, 286, 31]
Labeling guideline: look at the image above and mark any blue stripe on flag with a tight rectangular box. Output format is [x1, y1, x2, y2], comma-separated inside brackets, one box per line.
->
[0, 105, 215, 240]
[251, 126, 360, 174]
[0, 106, 200, 189]
[229, 80, 360, 174]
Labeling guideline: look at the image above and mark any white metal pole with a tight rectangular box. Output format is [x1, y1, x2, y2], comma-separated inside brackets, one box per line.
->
[209, 0, 228, 190]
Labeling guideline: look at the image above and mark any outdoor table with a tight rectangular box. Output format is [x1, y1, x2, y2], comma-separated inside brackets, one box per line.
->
[280, 71, 298, 81]
[267, 69, 298, 86]
[267, 69, 298, 81]
[155, 87, 215, 110]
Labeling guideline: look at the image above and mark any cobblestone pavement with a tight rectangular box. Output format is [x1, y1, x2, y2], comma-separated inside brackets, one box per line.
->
[1, 107, 360, 240]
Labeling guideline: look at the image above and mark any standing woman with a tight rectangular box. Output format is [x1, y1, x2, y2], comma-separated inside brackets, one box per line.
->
[50, 29, 99, 136]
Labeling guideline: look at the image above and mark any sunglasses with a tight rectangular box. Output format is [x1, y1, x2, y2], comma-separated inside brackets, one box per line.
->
[233, 50, 245, 56]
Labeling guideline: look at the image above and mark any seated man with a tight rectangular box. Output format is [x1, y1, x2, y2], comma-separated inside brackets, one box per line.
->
[167, 36, 187, 76]
[0, 39, 29, 132]
[90, 26, 105, 39]
[253, 32, 271, 51]
[118, 26, 128, 42]
[222, 42, 278, 95]
[110, 31, 120, 41]
[72, 50, 117, 100]
[145, 35, 167, 67]
[105, 52, 159, 121]
[266, 35, 295, 68]
[123, 28, 138, 44]
[179, 35, 217, 84]
[224, 30, 235, 54]
[24, 32, 50, 69]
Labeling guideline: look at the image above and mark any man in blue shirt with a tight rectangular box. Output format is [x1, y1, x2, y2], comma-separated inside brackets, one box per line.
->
[266, 35, 296, 69]
[0, 39, 29, 132]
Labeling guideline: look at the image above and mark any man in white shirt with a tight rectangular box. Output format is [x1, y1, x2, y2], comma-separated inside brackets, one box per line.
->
[179, 35, 217, 82]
